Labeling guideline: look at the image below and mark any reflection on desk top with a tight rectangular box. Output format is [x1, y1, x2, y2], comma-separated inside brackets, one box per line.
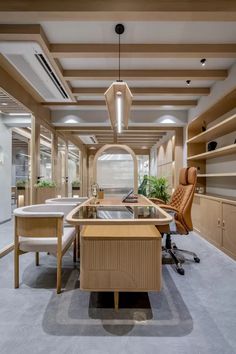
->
[66, 199, 172, 226]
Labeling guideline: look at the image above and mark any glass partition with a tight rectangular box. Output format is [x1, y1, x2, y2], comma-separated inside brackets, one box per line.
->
[97, 148, 135, 196]
[68, 143, 80, 197]
[57, 138, 66, 197]
[137, 155, 149, 184]
[39, 126, 52, 181]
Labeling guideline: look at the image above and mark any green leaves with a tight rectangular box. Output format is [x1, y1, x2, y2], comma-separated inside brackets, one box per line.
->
[34, 180, 56, 188]
[72, 180, 80, 187]
[138, 175, 170, 203]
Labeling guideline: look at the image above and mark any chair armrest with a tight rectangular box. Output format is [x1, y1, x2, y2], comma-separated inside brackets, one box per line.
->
[149, 197, 166, 205]
[158, 205, 179, 213]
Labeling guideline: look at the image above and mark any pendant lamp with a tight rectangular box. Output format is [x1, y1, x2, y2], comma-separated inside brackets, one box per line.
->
[104, 24, 133, 133]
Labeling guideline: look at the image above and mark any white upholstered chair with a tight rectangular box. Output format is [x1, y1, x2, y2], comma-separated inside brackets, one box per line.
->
[14, 204, 78, 293]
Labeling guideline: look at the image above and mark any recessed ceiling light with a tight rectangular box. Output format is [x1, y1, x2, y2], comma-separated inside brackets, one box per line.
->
[160, 118, 175, 124]
[9, 113, 31, 116]
[186, 80, 191, 86]
[200, 58, 206, 66]
[1, 103, 8, 106]
[141, 146, 148, 149]
[89, 146, 96, 150]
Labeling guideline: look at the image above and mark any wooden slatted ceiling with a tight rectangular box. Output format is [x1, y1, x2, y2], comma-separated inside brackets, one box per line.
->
[0, 88, 30, 114]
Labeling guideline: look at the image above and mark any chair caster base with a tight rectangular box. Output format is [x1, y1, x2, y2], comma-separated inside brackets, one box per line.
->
[177, 266, 185, 275]
[194, 257, 200, 263]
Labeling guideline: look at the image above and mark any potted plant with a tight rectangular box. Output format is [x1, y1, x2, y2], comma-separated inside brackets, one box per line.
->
[34, 179, 56, 204]
[147, 176, 170, 203]
[16, 179, 29, 206]
[72, 180, 80, 190]
[16, 179, 27, 190]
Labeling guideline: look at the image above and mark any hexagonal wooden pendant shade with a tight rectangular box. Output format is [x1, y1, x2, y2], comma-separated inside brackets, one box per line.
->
[104, 81, 133, 132]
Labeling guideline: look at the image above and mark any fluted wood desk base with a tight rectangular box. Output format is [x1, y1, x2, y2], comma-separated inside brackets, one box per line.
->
[80, 225, 162, 310]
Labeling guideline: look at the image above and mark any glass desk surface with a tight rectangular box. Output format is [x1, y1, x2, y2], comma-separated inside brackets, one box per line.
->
[72, 205, 164, 220]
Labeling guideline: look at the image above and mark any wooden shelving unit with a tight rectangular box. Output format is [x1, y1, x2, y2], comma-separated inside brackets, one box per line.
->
[187, 92, 236, 195]
[197, 173, 236, 177]
[188, 90, 236, 261]
[187, 113, 236, 144]
[187, 144, 236, 161]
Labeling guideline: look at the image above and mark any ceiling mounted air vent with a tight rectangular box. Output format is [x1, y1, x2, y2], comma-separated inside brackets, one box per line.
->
[79, 135, 98, 145]
[0, 42, 71, 102]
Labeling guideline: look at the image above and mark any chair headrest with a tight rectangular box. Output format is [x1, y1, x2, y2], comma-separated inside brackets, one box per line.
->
[179, 167, 197, 185]
[187, 167, 197, 185]
[179, 168, 188, 185]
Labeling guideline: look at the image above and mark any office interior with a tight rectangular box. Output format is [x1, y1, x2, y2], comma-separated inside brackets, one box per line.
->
[0, 2, 236, 353]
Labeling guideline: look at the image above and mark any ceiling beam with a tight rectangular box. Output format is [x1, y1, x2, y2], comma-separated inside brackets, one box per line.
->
[51, 43, 236, 59]
[63, 69, 227, 80]
[55, 126, 175, 132]
[1, 1, 236, 21]
[72, 87, 210, 96]
[44, 99, 197, 107]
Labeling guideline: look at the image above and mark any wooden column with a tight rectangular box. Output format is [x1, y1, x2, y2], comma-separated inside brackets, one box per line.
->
[80, 147, 88, 197]
[52, 133, 59, 191]
[64, 142, 69, 197]
[174, 127, 184, 189]
[30, 116, 40, 204]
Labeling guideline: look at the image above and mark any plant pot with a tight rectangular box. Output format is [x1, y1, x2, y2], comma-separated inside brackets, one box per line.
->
[16, 187, 30, 207]
[36, 187, 56, 204]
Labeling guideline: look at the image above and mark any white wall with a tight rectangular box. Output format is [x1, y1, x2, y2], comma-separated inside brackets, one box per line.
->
[0, 115, 12, 223]
[188, 62, 236, 123]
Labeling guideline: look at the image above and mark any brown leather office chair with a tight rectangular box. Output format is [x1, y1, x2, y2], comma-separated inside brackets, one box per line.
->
[150, 167, 200, 275]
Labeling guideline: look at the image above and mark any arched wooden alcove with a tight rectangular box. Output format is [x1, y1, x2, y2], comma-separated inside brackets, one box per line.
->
[93, 144, 138, 193]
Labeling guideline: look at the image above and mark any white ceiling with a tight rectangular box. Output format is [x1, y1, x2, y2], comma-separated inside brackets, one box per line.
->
[60, 58, 235, 71]
[70, 79, 216, 88]
[41, 21, 236, 44]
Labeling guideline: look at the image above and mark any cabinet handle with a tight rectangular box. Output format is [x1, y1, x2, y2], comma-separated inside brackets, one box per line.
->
[217, 218, 221, 226]
[222, 220, 225, 228]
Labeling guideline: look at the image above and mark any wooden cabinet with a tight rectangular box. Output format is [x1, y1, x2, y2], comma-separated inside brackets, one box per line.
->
[192, 195, 236, 260]
[222, 203, 236, 259]
[192, 195, 221, 247]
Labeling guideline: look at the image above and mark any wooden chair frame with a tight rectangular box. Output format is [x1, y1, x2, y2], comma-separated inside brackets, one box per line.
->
[14, 215, 77, 294]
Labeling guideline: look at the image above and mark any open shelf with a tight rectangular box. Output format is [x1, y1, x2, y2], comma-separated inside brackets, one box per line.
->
[187, 144, 236, 161]
[188, 88, 236, 133]
[197, 173, 236, 177]
[187, 114, 236, 144]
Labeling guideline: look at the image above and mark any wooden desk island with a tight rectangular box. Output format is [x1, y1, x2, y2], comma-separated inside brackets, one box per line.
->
[66, 195, 172, 310]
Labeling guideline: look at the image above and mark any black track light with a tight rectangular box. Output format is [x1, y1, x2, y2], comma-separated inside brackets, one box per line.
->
[200, 58, 206, 67]
[186, 80, 191, 86]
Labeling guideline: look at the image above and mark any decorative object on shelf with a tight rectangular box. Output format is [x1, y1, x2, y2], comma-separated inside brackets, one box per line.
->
[201, 120, 206, 132]
[147, 176, 170, 203]
[97, 188, 104, 199]
[104, 24, 133, 133]
[207, 141, 217, 151]
[198, 186, 205, 194]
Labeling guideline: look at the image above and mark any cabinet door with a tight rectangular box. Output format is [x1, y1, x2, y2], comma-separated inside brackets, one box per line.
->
[199, 198, 222, 247]
[222, 203, 236, 259]
[192, 196, 202, 233]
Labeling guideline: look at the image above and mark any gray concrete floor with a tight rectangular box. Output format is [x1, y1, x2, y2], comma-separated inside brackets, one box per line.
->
[0, 223, 236, 354]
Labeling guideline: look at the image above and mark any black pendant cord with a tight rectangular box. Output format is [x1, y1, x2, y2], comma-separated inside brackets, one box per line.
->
[118, 33, 121, 81]
[115, 23, 124, 82]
